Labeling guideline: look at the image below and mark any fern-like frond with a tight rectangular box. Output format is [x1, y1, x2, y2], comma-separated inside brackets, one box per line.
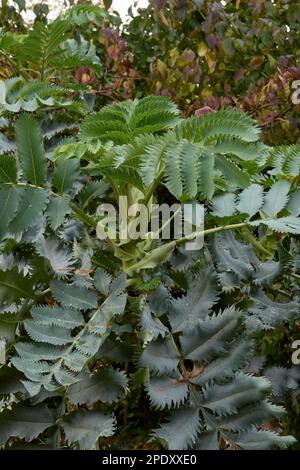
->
[175, 109, 260, 144]
[11, 271, 127, 394]
[258, 145, 300, 178]
[18, 20, 70, 78]
[64, 4, 108, 25]
[79, 96, 179, 143]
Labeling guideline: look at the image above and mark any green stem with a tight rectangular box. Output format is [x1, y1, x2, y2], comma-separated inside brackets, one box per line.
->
[69, 203, 97, 229]
[142, 169, 164, 206]
[269, 287, 292, 299]
[3, 181, 52, 192]
[125, 222, 247, 276]
[290, 272, 300, 281]
[152, 206, 182, 239]
[175, 222, 248, 247]
[241, 227, 273, 257]
[107, 176, 120, 201]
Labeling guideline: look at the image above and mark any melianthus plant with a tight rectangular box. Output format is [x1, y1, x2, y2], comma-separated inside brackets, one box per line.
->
[0, 94, 299, 450]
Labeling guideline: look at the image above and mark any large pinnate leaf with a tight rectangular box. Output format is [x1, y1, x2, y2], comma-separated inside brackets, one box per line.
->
[175, 109, 260, 144]
[60, 410, 115, 449]
[12, 273, 127, 393]
[140, 239, 296, 449]
[76, 100, 262, 201]
[19, 19, 70, 71]
[2, 93, 299, 451]
[15, 114, 47, 186]
[0, 404, 53, 445]
[80, 96, 179, 143]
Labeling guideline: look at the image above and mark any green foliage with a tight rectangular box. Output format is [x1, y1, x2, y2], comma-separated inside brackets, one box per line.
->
[12, 271, 127, 393]
[0, 1, 299, 448]
[141, 264, 298, 450]
[79, 96, 180, 143]
[137, 256, 299, 450]
[69, 99, 268, 204]
[19, 19, 69, 74]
